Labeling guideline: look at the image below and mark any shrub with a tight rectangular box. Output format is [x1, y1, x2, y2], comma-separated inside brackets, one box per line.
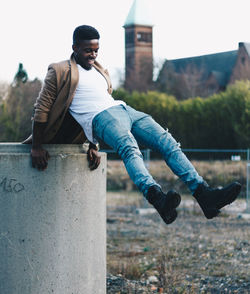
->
[113, 81, 250, 149]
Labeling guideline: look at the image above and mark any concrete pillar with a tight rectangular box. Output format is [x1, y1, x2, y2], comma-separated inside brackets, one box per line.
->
[0, 143, 106, 294]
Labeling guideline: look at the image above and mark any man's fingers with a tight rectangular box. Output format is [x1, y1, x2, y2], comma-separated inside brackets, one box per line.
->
[46, 151, 50, 161]
[34, 159, 47, 171]
[32, 157, 40, 169]
[87, 149, 94, 168]
[90, 160, 98, 170]
[31, 149, 49, 171]
[37, 156, 45, 167]
[32, 158, 36, 168]
[87, 150, 93, 161]
[87, 149, 101, 170]
[40, 157, 48, 170]
[96, 156, 101, 168]
[89, 154, 101, 170]
[89, 157, 96, 170]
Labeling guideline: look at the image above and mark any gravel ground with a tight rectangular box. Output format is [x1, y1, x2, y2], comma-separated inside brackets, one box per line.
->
[106, 192, 250, 294]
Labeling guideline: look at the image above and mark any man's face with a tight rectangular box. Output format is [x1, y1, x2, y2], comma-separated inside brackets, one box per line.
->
[73, 39, 99, 70]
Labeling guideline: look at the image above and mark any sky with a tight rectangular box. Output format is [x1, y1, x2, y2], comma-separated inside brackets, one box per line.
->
[1, 0, 250, 87]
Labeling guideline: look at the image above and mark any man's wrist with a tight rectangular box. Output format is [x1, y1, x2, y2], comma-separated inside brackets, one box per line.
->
[32, 146, 42, 150]
[89, 142, 99, 151]
[32, 143, 43, 150]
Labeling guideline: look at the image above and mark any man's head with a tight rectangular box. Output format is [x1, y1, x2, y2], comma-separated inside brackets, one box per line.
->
[72, 25, 100, 70]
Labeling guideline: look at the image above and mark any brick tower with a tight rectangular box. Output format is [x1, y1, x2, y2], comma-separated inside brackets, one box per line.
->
[124, 0, 153, 91]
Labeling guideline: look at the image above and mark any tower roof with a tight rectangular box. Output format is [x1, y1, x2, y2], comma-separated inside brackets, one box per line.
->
[124, 0, 153, 27]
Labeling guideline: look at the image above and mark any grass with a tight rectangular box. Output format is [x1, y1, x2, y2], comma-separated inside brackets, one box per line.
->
[107, 191, 250, 293]
[107, 159, 247, 197]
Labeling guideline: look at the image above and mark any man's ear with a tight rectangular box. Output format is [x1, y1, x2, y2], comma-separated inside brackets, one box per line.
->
[72, 44, 78, 52]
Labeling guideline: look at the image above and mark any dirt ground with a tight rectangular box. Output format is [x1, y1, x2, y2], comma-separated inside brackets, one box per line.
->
[106, 191, 250, 294]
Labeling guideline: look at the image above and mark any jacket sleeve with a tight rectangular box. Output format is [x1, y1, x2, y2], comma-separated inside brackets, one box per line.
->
[33, 65, 57, 123]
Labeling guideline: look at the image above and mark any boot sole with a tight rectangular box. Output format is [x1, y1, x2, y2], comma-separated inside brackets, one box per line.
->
[202, 182, 242, 219]
[216, 182, 241, 209]
[166, 190, 181, 210]
[160, 190, 181, 224]
[202, 207, 221, 219]
[162, 209, 177, 224]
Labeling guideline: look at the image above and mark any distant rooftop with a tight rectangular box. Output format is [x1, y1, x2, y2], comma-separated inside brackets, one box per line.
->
[124, 0, 154, 27]
[168, 50, 238, 77]
[158, 46, 246, 88]
[239, 42, 250, 56]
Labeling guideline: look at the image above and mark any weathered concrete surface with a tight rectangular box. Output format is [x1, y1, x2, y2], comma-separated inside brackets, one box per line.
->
[0, 143, 106, 294]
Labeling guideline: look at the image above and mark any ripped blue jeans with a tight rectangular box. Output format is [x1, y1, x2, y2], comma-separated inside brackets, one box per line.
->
[92, 104, 203, 197]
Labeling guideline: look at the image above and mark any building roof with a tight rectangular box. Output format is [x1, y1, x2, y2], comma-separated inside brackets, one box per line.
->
[160, 50, 238, 87]
[241, 42, 250, 56]
[168, 51, 238, 75]
[124, 0, 153, 27]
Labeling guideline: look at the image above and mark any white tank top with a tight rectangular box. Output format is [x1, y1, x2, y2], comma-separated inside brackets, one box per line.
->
[69, 64, 124, 143]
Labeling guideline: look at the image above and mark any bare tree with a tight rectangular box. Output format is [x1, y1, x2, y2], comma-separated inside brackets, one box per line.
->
[0, 81, 10, 102]
[180, 63, 205, 98]
[156, 61, 206, 100]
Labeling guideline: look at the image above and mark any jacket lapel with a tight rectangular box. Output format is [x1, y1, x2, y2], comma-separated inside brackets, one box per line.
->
[66, 54, 79, 108]
[93, 61, 113, 94]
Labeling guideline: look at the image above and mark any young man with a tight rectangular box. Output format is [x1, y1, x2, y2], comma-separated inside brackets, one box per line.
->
[24, 25, 241, 225]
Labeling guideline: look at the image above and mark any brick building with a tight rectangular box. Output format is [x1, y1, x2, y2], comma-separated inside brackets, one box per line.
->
[124, 0, 153, 91]
[157, 42, 250, 99]
[124, 1, 250, 98]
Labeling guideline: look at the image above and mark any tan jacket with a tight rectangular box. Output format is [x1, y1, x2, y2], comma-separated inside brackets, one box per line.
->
[23, 54, 113, 144]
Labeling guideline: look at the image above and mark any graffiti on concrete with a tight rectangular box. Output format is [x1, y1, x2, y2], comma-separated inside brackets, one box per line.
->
[0, 177, 25, 193]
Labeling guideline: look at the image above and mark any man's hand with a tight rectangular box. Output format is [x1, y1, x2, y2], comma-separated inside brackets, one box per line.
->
[87, 147, 101, 170]
[31, 147, 50, 171]
[31, 121, 49, 170]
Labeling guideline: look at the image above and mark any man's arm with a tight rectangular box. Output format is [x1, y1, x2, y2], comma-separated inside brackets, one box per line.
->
[31, 121, 50, 170]
[31, 65, 57, 170]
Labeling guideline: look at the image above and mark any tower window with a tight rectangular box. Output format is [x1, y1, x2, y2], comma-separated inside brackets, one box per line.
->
[137, 32, 152, 43]
[241, 57, 246, 65]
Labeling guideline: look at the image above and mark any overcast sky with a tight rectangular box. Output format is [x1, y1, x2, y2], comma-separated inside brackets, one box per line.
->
[1, 0, 250, 87]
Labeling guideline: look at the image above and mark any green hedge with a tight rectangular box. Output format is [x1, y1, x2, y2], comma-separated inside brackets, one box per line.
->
[1, 79, 249, 149]
[113, 81, 250, 149]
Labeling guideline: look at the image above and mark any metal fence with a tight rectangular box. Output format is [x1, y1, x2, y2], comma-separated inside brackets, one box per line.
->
[247, 162, 250, 212]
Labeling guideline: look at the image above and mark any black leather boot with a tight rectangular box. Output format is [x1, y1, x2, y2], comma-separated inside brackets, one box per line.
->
[193, 182, 241, 219]
[147, 185, 181, 224]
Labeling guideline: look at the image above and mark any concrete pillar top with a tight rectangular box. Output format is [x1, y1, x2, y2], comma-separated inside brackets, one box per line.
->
[0, 143, 86, 154]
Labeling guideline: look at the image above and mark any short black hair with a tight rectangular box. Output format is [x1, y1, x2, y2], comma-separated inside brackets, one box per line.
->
[73, 25, 100, 45]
